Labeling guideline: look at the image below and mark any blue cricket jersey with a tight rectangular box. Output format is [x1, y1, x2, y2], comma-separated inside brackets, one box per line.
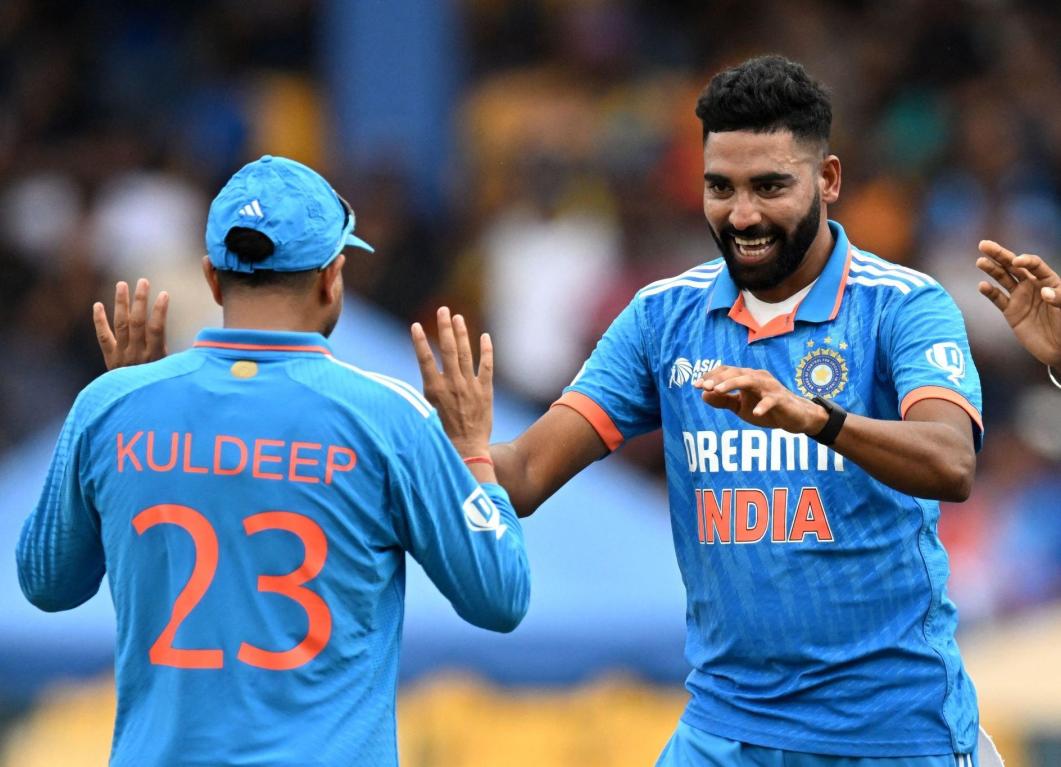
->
[556, 222, 983, 757]
[17, 328, 530, 766]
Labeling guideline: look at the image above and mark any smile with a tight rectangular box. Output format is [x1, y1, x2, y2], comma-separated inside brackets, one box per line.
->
[732, 235, 777, 259]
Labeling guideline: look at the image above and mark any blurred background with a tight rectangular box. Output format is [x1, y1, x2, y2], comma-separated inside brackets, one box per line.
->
[1, 0, 1060, 764]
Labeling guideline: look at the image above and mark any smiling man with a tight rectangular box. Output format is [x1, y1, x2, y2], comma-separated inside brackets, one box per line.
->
[415, 55, 996, 765]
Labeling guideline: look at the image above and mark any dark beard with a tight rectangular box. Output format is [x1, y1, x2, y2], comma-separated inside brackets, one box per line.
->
[709, 193, 821, 291]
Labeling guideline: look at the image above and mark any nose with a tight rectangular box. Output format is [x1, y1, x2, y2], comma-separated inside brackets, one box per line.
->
[728, 193, 762, 231]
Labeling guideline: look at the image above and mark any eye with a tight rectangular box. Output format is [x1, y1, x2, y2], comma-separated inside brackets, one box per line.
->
[705, 182, 731, 197]
[757, 182, 782, 194]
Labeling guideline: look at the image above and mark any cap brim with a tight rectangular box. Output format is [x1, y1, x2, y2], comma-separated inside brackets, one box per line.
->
[345, 233, 375, 253]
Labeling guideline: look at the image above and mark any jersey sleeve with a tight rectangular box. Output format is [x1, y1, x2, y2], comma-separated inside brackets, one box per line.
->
[16, 407, 106, 612]
[881, 283, 984, 450]
[389, 416, 530, 633]
[553, 297, 660, 451]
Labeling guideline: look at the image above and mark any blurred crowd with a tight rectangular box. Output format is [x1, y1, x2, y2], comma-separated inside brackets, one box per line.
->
[1, 0, 1059, 625]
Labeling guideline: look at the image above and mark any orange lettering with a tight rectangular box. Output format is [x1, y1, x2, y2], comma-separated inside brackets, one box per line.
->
[703, 489, 731, 544]
[117, 431, 144, 472]
[735, 489, 769, 543]
[771, 488, 789, 543]
[695, 488, 706, 543]
[253, 439, 285, 480]
[182, 433, 208, 474]
[214, 435, 248, 476]
[789, 487, 833, 542]
[325, 446, 357, 485]
[146, 431, 179, 472]
[289, 442, 322, 484]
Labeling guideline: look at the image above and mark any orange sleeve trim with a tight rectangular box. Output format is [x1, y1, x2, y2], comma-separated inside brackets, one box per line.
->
[551, 391, 624, 452]
[900, 386, 984, 431]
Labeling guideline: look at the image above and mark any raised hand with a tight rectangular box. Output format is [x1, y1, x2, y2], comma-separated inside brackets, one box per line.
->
[410, 307, 494, 458]
[977, 240, 1061, 367]
[93, 279, 170, 371]
[694, 365, 827, 435]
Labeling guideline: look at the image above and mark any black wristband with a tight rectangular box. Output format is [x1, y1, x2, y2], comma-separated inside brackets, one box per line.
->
[810, 396, 847, 445]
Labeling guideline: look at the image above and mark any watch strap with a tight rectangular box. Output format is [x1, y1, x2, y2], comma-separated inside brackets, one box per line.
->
[810, 395, 847, 445]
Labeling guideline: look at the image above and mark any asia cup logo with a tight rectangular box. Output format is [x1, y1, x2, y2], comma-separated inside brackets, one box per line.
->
[669, 358, 694, 387]
[795, 342, 849, 399]
[669, 357, 722, 388]
[925, 341, 965, 385]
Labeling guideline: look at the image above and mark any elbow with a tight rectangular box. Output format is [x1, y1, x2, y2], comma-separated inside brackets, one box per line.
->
[465, 571, 531, 634]
[935, 450, 975, 503]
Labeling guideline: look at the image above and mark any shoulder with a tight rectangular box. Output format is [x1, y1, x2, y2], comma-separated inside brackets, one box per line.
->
[70, 351, 206, 431]
[846, 247, 942, 300]
[313, 356, 435, 422]
[635, 258, 727, 301]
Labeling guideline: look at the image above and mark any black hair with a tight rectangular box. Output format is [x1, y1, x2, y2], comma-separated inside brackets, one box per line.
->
[695, 55, 831, 146]
[216, 227, 317, 292]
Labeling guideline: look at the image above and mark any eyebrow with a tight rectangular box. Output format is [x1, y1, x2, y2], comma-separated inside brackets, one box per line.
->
[703, 172, 797, 184]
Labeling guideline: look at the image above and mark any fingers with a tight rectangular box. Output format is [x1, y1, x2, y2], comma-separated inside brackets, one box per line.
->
[410, 321, 440, 388]
[978, 240, 1017, 267]
[977, 281, 1010, 312]
[146, 291, 169, 359]
[128, 278, 150, 353]
[478, 332, 494, 388]
[1011, 253, 1061, 288]
[435, 306, 460, 375]
[452, 313, 475, 379]
[1043, 286, 1061, 307]
[975, 255, 1017, 292]
[700, 389, 740, 413]
[93, 301, 118, 369]
[113, 281, 130, 349]
[752, 395, 778, 418]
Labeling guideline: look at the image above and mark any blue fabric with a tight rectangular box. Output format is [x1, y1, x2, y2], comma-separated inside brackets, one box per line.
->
[564, 222, 983, 756]
[656, 721, 977, 767]
[17, 327, 529, 766]
[205, 155, 373, 273]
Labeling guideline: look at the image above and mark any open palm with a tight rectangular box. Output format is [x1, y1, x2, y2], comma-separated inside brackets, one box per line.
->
[977, 240, 1061, 367]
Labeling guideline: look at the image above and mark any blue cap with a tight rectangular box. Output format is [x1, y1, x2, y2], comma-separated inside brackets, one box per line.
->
[205, 155, 374, 273]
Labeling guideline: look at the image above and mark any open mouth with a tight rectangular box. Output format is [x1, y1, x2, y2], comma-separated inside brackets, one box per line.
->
[731, 234, 778, 263]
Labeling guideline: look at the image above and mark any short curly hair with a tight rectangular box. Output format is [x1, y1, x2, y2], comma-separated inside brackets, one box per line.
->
[695, 55, 831, 145]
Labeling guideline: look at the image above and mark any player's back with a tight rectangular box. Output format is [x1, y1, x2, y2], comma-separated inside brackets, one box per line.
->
[19, 328, 530, 766]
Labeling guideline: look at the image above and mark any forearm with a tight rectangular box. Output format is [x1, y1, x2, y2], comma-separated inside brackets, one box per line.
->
[828, 414, 974, 502]
[490, 440, 552, 517]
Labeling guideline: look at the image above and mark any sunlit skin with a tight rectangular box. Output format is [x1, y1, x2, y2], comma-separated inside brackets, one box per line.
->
[702, 130, 841, 303]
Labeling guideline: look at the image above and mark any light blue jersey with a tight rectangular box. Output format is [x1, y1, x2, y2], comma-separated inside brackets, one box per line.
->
[18, 328, 530, 766]
[557, 222, 982, 757]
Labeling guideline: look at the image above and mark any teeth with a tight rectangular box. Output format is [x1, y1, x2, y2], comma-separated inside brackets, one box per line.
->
[734, 236, 774, 246]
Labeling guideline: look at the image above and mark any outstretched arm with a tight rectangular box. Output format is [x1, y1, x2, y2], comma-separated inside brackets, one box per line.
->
[977, 240, 1061, 367]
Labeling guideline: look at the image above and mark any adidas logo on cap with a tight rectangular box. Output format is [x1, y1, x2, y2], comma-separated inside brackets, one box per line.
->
[239, 200, 264, 218]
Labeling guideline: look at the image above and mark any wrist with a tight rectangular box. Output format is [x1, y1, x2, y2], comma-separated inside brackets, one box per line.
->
[454, 442, 491, 461]
[803, 399, 830, 436]
[809, 396, 847, 445]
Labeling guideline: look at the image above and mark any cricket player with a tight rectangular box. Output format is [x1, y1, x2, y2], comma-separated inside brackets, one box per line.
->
[17, 156, 530, 766]
[977, 239, 1061, 388]
[415, 56, 1001, 765]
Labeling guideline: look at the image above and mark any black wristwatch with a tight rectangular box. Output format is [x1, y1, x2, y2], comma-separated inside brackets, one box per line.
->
[810, 395, 847, 445]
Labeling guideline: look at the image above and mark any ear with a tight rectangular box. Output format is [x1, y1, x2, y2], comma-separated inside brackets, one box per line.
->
[820, 154, 841, 204]
[320, 254, 346, 305]
[202, 256, 224, 306]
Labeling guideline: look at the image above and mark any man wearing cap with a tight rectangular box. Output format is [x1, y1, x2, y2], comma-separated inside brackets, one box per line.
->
[17, 155, 530, 766]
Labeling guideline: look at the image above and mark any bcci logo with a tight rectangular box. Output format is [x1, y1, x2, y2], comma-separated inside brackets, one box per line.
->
[925, 341, 965, 385]
[669, 357, 721, 388]
[796, 346, 848, 399]
[462, 487, 508, 540]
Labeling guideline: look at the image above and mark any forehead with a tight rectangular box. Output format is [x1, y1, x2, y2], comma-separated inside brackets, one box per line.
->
[703, 130, 818, 177]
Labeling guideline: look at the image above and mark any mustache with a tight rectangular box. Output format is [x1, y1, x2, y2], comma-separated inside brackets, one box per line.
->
[718, 224, 782, 241]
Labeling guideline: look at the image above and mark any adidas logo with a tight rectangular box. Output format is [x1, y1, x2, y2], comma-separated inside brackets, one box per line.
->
[239, 200, 264, 218]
